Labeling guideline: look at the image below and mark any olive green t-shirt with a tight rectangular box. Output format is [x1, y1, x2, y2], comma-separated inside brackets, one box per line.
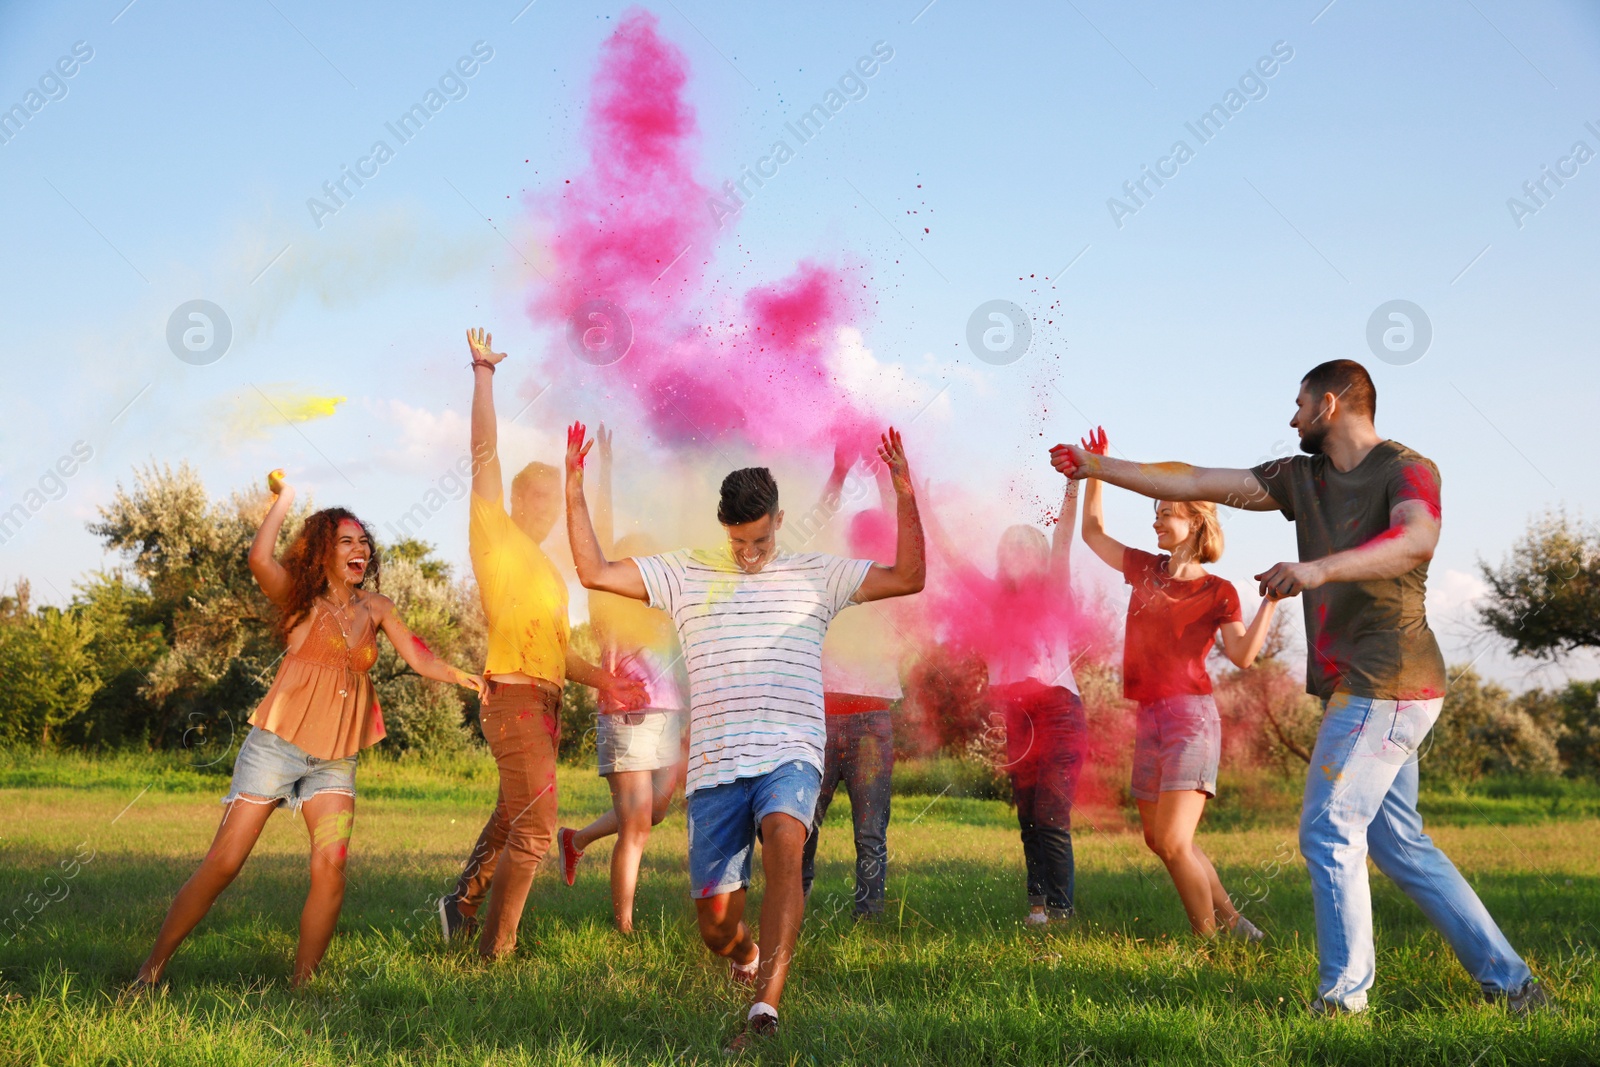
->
[1250, 440, 1447, 703]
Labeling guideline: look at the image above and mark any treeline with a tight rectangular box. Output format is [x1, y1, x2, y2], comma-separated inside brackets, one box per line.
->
[1, 464, 1598, 789]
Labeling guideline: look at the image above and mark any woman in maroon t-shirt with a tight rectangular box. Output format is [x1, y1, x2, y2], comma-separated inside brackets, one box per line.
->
[1079, 428, 1279, 939]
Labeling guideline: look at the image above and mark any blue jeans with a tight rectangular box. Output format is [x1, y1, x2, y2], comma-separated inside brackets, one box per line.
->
[801, 709, 895, 915]
[1003, 684, 1086, 914]
[1300, 694, 1533, 1010]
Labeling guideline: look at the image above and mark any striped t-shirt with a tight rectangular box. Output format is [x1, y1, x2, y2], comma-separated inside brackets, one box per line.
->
[633, 548, 874, 795]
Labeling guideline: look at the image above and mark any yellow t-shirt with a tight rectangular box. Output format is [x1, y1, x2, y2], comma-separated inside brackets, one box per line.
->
[469, 490, 569, 684]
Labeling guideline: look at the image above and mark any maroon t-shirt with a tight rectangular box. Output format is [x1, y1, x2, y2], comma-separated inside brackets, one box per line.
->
[1121, 548, 1242, 704]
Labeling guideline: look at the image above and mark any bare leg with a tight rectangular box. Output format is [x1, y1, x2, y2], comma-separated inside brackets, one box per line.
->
[137, 797, 279, 983]
[1138, 791, 1219, 935]
[752, 813, 807, 1009]
[571, 807, 619, 853]
[695, 888, 758, 967]
[605, 770, 654, 933]
[291, 791, 355, 986]
[1193, 844, 1241, 927]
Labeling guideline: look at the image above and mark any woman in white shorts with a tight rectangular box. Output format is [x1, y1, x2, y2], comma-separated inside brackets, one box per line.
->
[556, 428, 688, 933]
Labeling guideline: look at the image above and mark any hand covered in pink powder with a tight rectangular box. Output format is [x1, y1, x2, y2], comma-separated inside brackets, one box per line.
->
[877, 427, 913, 496]
[565, 421, 594, 477]
[1049, 442, 1090, 479]
[1080, 426, 1109, 456]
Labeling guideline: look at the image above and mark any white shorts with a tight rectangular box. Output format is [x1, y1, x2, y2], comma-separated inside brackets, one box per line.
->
[596, 709, 685, 775]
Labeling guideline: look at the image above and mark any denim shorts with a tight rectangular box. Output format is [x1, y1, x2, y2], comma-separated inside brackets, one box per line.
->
[686, 760, 821, 899]
[1131, 693, 1221, 802]
[222, 726, 358, 813]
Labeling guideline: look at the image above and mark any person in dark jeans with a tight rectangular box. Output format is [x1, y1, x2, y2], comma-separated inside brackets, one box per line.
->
[1002, 681, 1087, 920]
[801, 696, 896, 918]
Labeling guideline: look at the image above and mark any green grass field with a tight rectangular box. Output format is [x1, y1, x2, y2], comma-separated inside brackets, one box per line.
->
[1, 751, 1597, 1065]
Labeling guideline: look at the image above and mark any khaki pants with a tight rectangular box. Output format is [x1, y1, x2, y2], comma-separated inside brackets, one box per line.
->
[453, 681, 561, 957]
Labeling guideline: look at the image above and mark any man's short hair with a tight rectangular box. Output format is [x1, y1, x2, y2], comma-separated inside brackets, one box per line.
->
[718, 467, 780, 525]
[1302, 359, 1376, 420]
[510, 461, 559, 501]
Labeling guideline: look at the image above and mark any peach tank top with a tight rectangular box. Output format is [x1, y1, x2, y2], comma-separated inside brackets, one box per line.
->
[249, 601, 386, 760]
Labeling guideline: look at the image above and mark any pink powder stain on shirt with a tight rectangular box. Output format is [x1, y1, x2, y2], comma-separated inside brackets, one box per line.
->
[1398, 463, 1442, 521]
[523, 9, 879, 455]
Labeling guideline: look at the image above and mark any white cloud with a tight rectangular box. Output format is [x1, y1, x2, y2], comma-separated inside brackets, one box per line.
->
[1430, 568, 1489, 618]
[372, 398, 560, 473]
[827, 326, 981, 424]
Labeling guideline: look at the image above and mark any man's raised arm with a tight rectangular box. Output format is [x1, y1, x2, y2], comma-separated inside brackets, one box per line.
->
[1049, 441, 1278, 512]
[564, 421, 649, 601]
[854, 428, 926, 603]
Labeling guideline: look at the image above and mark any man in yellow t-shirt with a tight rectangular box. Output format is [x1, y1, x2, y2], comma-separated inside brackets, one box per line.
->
[439, 327, 644, 959]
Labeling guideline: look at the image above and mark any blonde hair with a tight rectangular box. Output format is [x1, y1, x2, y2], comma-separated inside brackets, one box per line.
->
[1158, 500, 1224, 563]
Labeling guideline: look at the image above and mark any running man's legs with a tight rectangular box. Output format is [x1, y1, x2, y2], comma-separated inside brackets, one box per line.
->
[464, 684, 561, 958]
[688, 762, 819, 1014]
[1299, 694, 1529, 1010]
[750, 811, 808, 1007]
[1367, 729, 1533, 998]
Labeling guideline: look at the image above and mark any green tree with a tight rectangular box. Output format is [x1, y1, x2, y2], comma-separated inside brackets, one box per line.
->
[1479, 511, 1600, 658]
[0, 602, 101, 746]
[369, 547, 484, 758]
[88, 463, 304, 750]
[1423, 666, 1561, 783]
[1515, 680, 1600, 781]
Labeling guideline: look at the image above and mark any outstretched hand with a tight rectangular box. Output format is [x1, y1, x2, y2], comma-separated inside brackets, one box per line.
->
[595, 422, 613, 467]
[467, 327, 507, 366]
[565, 421, 594, 478]
[1081, 426, 1109, 456]
[876, 427, 913, 495]
[1049, 442, 1093, 479]
[1254, 560, 1324, 600]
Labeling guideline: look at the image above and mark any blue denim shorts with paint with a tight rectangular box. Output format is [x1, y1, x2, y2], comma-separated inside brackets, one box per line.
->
[686, 760, 821, 899]
[222, 726, 358, 813]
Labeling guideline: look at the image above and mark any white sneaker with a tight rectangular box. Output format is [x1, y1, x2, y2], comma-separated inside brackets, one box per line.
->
[1227, 915, 1266, 942]
[1024, 910, 1049, 926]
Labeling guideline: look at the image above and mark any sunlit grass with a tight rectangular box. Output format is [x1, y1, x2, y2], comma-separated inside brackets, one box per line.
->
[1, 751, 1596, 1064]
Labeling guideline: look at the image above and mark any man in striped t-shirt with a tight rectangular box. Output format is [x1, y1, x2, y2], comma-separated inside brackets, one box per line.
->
[564, 421, 925, 1052]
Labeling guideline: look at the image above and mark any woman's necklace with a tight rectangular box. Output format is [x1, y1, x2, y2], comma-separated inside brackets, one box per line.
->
[321, 589, 362, 696]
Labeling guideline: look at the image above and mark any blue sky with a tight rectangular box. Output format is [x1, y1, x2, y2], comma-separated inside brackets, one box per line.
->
[1, 0, 1597, 689]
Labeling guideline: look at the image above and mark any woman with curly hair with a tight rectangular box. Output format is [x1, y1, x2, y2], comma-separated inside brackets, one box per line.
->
[134, 472, 482, 989]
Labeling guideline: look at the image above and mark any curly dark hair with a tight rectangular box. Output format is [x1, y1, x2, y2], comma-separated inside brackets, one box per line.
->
[717, 467, 780, 526]
[273, 507, 382, 645]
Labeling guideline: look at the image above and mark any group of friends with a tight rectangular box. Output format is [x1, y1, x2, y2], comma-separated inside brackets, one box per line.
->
[127, 330, 1549, 1051]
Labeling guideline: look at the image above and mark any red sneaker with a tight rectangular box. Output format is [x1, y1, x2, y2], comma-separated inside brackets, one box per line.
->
[558, 827, 583, 887]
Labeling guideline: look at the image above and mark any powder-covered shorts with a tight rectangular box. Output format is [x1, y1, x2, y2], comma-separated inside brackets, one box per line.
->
[596, 709, 685, 775]
[686, 760, 821, 899]
[222, 726, 358, 813]
[1131, 693, 1221, 802]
